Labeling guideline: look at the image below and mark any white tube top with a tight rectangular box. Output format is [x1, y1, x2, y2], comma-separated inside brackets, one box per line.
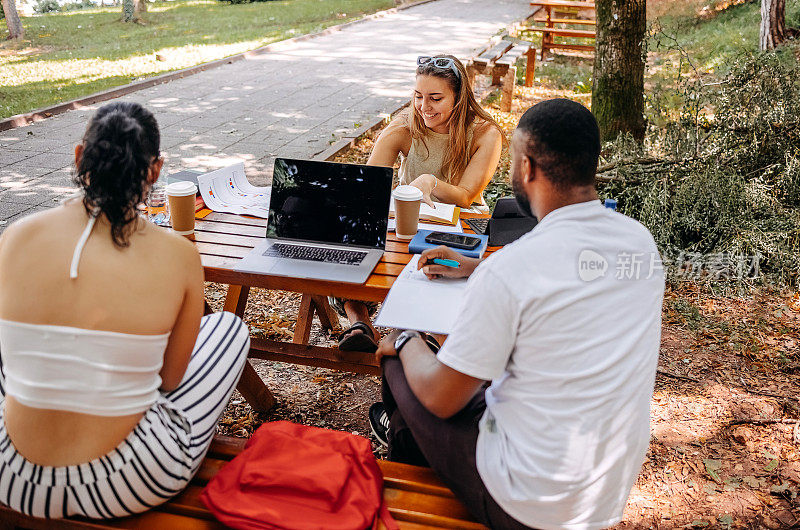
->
[0, 319, 170, 416]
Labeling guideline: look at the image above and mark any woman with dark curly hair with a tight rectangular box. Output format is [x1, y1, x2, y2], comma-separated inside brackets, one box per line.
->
[0, 102, 250, 519]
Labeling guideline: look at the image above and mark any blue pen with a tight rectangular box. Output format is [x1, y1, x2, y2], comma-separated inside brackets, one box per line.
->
[431, 258, 460, 268]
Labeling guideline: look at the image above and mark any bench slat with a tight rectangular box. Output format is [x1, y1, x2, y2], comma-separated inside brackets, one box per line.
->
[379, 460, 453, 497]
[527, 26, 596, 38]
[495, 43, 533, 66]
[532, 17, 596, 24]
[383, 488, 479, 525]
[153, 482, 484, 528]
[540, 43, 595, 52]
[193, 457, 229, 485]
[207, 435, 246, 459]
[529, 0, 596, 8]
[473, 40, 515, 66]
[387, 507, 486, 529]
[155, 486, 217, 521]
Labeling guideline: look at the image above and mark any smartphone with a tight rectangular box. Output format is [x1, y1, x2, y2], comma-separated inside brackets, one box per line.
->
[424, 232, 481, 250]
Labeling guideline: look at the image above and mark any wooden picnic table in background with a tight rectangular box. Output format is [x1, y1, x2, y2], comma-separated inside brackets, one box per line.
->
[528, 0, 596, 61]
[195, 211, 497, 413]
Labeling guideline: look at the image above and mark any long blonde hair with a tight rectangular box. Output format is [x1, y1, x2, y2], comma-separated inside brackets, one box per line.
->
[409, 54, 506, 183]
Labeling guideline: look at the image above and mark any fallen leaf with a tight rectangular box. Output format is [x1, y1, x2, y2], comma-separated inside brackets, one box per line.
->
[723, 477, 740, 491]
[703, 459, 723, 483]
[743, 475, 766, 488]
[703, 483, 720, 495]
[764, 459, 779, 473]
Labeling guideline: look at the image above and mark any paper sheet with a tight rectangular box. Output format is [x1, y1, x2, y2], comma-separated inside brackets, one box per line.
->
[197, 162, 271, 218]
[387, 219, 464, 234]
[461, 204, 490, 214]
[374, 255, 468, 335]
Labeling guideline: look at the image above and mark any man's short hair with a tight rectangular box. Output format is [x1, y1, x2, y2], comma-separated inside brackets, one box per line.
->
[517, 99, 600, 190]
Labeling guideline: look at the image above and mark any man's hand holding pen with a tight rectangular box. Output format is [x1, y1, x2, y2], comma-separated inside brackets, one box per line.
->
[418, 246, 480, 280]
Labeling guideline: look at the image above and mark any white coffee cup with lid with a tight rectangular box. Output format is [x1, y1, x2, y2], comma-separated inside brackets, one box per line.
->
[393, 185, 424, 241]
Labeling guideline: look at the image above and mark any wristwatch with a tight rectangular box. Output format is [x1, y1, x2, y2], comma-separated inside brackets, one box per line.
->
[394, 330, 421, 354]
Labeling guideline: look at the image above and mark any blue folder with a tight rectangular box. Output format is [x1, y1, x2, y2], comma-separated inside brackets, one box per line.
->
[407, 229, 489, 259]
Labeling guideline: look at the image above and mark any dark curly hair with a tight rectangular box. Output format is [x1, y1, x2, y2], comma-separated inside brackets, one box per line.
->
[72, 102, 160, 247]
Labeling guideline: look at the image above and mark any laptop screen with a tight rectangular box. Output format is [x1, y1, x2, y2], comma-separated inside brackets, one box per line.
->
[268, 158, 393, 249]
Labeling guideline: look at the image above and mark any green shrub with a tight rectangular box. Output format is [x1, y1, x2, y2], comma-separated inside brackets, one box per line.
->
[61, 0, 99, 11]
[34, 0, 60, 13]
[598, 45, 800, 287]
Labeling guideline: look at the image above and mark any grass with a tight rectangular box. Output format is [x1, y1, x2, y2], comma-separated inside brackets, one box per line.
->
[0, 0, 395, 119]
[649, 0, 797, 78]
[514, 0, 800, 96]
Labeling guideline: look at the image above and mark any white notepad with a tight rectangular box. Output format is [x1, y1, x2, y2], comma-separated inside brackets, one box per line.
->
[374, 255, 468, 335]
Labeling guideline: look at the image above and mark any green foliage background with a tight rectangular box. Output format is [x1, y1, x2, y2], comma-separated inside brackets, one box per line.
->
[599, 46, 800, 288]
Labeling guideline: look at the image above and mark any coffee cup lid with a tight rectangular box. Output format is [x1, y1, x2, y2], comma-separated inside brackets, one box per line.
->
[392, 185, 423, 201]
[166, 181, 197, 197]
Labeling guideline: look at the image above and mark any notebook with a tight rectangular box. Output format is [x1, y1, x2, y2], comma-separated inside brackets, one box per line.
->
[389, 200, 460, 226]
[374, 255, 469, 335]
[407, 229, 489, 259]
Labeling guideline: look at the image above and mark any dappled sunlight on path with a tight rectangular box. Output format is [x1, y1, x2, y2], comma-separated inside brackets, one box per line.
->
[0, 0, 532, 228]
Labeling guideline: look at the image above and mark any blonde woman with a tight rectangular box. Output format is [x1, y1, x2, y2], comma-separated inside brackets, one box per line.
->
[336, 54, 505, 352]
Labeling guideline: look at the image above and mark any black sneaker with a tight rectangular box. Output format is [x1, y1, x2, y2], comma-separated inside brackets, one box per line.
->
[369, 402, 390, 447]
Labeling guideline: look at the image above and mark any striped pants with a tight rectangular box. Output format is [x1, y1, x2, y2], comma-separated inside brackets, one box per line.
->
[0, 311, 250, 519]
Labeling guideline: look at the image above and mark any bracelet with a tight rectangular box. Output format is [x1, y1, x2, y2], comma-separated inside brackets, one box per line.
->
[431, 176, 438, 190]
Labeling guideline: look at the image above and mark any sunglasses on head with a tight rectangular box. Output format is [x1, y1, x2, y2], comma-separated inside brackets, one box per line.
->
[417, 56, 461, 80]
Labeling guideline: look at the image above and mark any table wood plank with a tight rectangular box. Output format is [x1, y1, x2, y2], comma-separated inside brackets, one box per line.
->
[202, 211, 266, 227]
[195, 220, 265, 237]
[202, 265, 397, 301]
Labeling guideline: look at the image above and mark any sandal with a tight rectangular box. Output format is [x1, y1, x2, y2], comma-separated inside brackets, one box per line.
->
[338, 321, 379, 353]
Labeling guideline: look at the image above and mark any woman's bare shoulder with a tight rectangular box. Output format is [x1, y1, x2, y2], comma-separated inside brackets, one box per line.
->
[471, 118, 503, 147]
[0, 207, 64, 247]
[382, 113, 412, 139]
[141, 222, 199, 262]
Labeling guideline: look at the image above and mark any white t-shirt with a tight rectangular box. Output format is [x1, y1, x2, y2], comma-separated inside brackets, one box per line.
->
[437, 200, 664, 530]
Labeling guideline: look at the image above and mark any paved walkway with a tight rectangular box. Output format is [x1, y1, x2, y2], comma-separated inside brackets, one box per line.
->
[0, 0, 530, 229]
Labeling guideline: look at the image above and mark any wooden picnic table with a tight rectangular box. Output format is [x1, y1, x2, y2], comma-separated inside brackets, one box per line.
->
[529, 0, 596, 61]
[195, 210, 496, 413]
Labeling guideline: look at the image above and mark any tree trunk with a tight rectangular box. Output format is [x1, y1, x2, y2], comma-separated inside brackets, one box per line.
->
[122, 0, 134, 21]
[1, 0, 24, 40]
[760, 0, 786, 50]
[592, 0, 647, 142]
[134, 0, 146, 17]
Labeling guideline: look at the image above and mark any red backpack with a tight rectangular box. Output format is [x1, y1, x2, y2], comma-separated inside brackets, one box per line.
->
[201, 421, 398, 530]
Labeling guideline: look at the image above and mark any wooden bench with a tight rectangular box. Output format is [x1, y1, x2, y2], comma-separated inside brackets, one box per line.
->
[466, 39, 535, 112]
[0, 436, 486, 530]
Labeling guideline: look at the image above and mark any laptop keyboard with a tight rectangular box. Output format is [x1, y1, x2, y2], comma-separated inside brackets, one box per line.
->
[465, 218, 489, 235]
[264, 243, 368, 266]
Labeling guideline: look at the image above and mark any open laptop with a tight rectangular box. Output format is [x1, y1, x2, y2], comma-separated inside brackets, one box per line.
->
[234, 158, 393, 283]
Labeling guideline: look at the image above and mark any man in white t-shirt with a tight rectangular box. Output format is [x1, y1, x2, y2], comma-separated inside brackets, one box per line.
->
[369, 99, 665, 530]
